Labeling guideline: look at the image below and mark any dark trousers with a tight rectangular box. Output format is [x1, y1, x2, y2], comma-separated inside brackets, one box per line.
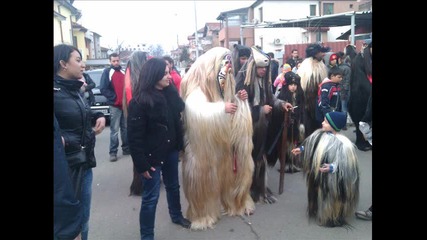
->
[139, 150, 183, 240]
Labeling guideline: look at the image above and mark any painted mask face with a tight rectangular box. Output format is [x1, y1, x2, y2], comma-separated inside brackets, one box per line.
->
[217, 54, 232, 91]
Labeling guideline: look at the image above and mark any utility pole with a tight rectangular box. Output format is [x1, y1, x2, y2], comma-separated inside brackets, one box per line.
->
[193, 0, 199, 58]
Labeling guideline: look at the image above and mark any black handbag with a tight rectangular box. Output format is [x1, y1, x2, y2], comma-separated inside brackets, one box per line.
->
[66, 147, 87, 168]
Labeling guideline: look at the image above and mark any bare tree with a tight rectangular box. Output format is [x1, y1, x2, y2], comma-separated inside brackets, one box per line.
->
[179, 46, 190, 63]
[148, 44, 165, 57]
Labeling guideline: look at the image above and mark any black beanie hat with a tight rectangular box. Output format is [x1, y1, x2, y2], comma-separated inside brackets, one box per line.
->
[284, 71, 298, 85]
[325, 111, 347, 132]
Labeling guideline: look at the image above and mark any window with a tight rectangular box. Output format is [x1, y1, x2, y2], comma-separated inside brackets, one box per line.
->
[349, 4, 353, 9]
[73, 36, 78, 48]
[259, 7, 263, 22]
[310, 5, 316, 16]
[228, 15, 241, 27]
[323, 3, 334, 15]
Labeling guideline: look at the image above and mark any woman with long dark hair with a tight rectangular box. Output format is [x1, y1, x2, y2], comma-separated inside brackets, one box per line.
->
[54, 44, 106, 240]
[127, 58, 190, 240]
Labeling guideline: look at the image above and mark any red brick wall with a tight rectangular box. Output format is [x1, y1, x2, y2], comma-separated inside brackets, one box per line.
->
[283, 40, 366, 61]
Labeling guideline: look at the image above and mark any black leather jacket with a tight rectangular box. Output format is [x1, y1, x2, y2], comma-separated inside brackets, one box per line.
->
[54, 75, 104, 169]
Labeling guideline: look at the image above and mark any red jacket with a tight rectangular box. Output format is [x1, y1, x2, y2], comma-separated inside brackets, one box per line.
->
[170, 69, 182, 93]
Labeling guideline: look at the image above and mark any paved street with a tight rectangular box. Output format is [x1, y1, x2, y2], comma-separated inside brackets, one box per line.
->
[88, 125, 372, 240]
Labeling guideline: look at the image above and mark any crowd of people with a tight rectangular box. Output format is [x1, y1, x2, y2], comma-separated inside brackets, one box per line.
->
[54, 40, 372, 239]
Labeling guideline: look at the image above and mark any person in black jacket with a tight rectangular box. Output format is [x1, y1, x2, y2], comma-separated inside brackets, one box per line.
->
[267, 52, 279, 93]
[54, 115, 83, 240]
[79, 62, 95, 106]
[127, 58, 190, 240]
[54, 44, 106, 240]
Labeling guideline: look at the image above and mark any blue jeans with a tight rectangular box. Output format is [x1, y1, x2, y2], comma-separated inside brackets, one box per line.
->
[109, 106, 129, 155]
[80, 168, 93, 240]
[139, 150, 183, 240]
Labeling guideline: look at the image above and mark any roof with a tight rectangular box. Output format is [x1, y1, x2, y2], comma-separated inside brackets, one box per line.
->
[216, 7, 249, 21]
[264, 11, 372, 28]
[336, 25, 372, 40]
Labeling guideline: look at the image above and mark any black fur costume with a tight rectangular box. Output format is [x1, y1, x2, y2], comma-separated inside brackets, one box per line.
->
[235, 46, 287, 204]
[296, 43, 329, 138]
[348, 43, 372, 151]
[266, 72, 305, 172]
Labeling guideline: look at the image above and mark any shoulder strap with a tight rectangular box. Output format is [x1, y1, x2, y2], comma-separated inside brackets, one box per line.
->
[76, 93, 87, 147]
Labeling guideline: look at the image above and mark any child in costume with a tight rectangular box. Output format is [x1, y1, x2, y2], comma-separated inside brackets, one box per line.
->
[266, 71, 305, 173]
[291, 111, 360, 228]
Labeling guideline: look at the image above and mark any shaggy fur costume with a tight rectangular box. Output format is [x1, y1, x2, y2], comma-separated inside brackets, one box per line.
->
[348, 44, 372, 151]
[235, 47, 288, 204]
[266, 73, 305, 172]
[180, 47, 254, 230]
[297, 56, 328, 138]
[299, 129, 360, 227]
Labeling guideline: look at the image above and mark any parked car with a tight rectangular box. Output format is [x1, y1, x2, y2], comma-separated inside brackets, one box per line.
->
[84, 69, 110, 123]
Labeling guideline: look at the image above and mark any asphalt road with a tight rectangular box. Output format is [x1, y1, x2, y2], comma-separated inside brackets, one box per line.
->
[88, 125, 372, 240]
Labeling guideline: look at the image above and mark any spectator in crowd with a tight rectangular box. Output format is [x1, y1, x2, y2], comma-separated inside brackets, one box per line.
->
[267, 52, 280, 87]
[100, 53, 130, 162]
[336, 51, 351, 130]
[127, 58, 190, 240]
[273, 63, 292, 96]
[286, 49, 299, 69]
[163, 56, 182, 93]
[79, 62, 95, 106]
[315, 66, 343, 126]
[54, 44, 106, 240]
[54, 115, 83, 240]
[122, 50, 149, 196]
[355, 205, 372, 221]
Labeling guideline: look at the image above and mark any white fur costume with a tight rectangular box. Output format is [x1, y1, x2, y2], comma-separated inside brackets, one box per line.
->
[180, 47, 254, 230]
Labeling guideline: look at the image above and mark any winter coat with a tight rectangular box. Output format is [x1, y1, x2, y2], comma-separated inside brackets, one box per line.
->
[127, 85, 185, 174]
[338, 62, 351, 101]
[54, 75, 104, 169]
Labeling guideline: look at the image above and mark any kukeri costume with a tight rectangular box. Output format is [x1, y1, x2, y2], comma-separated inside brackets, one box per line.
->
[297, 112, 359, 227]
[235, 46, 289, 204]
[297, 43, 330, 137]
[180, 47, 254, 230]
[266, 71, 305, 173]
[231, 44, 251, 77]
[348, 42, 372, 151]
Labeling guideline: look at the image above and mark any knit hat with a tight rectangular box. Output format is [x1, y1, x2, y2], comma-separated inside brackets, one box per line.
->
[325, 111, 347, 132]
[251, 46, 270, 67]
[284, 71, 298, 85]
[329, 53, 338, 62]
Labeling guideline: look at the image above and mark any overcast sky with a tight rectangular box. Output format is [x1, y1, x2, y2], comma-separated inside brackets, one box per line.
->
[73, 0, 254, 52]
